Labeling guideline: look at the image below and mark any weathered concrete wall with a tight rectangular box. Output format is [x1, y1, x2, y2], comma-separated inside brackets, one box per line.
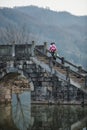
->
[15, 44, 32, 58]
[0, 73, 30, 104]
[0, 45, 12, 56]
[0, 42, 36, 60]
[0, 87, 11, 103]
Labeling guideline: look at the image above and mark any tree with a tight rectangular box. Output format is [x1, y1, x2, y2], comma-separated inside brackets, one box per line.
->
[0, 24, 36, 45]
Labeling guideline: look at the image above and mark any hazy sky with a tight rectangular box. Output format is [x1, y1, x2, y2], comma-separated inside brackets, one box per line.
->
[0, 0, 87, 16]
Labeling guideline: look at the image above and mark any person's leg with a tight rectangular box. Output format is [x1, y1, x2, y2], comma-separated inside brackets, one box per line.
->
[53, 52, 56, 60]
[51, 52, 56, 65]
[51, 52, 54, 57]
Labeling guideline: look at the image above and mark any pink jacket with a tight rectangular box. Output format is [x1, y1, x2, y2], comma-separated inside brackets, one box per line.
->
[49, 44, 57, 52]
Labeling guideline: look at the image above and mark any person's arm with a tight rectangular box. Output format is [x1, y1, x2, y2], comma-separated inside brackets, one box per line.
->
[53, 44, 57, 51]
[49, 45, 52, 52]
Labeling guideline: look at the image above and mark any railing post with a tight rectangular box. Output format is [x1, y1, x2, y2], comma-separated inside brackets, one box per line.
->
[61, 57, 64, 68]
[11, 41, 15, 68]
[12, 41, 15, 57]
[78, 66, 82, 73]
[67, 76, 70, 102]
[31, 41, 35, 57]
[66, 66, 70, 80]
[85, 76, 87, 88]
[65, 66, 70, 101]
[44, 42, 47, 55]
[81, 91, 84, 107]
[49, 57, 53, 72]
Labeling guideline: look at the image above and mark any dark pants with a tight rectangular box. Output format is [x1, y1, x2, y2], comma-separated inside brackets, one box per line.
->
[51, 52, 56, 60]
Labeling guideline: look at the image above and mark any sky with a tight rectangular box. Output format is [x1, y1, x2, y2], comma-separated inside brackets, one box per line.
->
[0, 0, 87, 16]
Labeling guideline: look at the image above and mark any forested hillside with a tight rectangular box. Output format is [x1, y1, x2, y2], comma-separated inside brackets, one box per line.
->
[0, 6, 87, 69]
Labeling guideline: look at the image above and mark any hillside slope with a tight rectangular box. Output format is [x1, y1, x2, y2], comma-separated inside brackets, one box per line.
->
[0, 6, 87, 68]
